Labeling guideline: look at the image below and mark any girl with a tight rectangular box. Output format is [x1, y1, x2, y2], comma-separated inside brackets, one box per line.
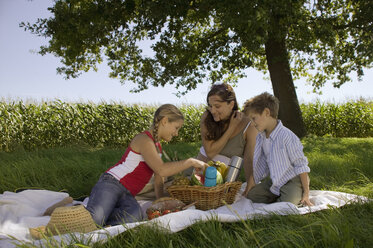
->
[86, 104, 206, 226]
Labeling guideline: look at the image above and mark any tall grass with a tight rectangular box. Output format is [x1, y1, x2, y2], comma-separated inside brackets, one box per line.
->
[301, 99, 373, 137]
[1, 137, 372, 247]
[0, 101, 159, 151]
[1, 100, 372, 152]
[103, 204, 373, 248]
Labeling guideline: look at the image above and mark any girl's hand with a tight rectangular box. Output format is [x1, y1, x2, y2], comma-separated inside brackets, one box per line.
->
[189, 158, 208, 174]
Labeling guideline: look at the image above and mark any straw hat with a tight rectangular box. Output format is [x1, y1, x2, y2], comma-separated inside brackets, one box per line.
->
[30, 205, 98, 239]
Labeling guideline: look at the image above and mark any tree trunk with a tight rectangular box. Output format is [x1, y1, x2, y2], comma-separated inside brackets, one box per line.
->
[265, 35, 307, 138]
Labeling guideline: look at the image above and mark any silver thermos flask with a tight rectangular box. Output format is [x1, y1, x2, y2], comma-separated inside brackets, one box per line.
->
[225, 156, 243, 182]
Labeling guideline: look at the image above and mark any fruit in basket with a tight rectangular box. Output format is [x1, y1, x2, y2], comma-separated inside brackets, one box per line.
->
[191, 167, 223, 186]
[207, 160, 228, 179]
[215, 170, 224, 184]
[191, 173, 205, 186]
[172, 174, 191, 186]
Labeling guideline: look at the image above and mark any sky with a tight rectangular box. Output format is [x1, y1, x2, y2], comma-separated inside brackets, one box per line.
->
[1, 0, 372, 107]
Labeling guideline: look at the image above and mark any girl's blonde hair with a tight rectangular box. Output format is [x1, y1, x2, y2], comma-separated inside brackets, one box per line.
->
[152, 104, 184, 146]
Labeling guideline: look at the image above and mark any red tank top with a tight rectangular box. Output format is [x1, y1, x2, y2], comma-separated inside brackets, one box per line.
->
[106, 131, 162, 196]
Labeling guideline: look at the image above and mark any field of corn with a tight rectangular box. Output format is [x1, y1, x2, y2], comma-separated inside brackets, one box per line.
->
[0, 99, 372, 152]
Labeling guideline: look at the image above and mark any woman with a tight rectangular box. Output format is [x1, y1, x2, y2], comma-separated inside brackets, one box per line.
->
[196, 83, 258, 195]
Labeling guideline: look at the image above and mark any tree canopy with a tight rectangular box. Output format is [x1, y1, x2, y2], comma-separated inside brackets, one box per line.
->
[22, 0, 373, 137]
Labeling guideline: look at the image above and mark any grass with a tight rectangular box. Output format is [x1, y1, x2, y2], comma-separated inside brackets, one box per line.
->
[1, 137, 372, 247]
[106, 203, 373, 248]
[301, 136, 373, 196]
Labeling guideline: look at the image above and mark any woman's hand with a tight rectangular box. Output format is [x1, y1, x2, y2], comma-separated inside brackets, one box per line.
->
[228, 111, 243, 131]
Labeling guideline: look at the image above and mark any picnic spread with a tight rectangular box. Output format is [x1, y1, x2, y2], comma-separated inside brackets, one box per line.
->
[0, 183, 369, 248]
[163, 159, 242, 210]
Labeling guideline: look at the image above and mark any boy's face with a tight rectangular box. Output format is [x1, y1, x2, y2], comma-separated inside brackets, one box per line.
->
[247, 108, 269, 132]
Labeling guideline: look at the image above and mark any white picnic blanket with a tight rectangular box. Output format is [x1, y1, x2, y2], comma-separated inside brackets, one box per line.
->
[0, 184, 369, 248]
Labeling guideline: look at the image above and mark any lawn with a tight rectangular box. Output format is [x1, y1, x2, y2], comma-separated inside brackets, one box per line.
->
[1, 137, 372, 247]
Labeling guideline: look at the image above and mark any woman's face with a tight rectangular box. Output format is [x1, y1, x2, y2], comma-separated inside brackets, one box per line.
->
[159, 118, 184, 142]
[207, 95, 235, 122]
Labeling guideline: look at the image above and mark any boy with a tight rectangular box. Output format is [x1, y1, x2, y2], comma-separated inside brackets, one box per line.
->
[243, 92, 313, 206]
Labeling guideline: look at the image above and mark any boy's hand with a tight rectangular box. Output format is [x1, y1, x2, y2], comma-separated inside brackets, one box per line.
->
[300, 192, 313, 206]
[299, 173, 313, 206]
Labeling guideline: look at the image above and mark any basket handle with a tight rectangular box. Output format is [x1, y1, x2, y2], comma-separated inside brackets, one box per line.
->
[181, 201, 198, 210]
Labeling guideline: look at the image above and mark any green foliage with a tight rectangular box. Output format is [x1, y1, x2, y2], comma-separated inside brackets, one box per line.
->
[0, 101, 158, 151]
[1, 100, 372, 152]
[20, 0, 373, 140]
[20, 0, 373, 94]
[301, 99, 373, 137]
[173, 105, 204, 143]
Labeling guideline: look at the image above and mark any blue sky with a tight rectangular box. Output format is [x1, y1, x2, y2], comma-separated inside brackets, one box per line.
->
[1, 0, 372, 107]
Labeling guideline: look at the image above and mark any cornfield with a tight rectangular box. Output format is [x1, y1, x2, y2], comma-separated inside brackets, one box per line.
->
[301, 99, 373, 138]
[0, 100, 372, 151]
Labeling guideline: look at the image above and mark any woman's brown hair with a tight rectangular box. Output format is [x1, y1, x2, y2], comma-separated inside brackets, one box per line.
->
[204, 83, 238, 140]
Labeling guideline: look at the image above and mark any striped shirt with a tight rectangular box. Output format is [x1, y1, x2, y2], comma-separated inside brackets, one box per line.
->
[253, 120, 310, 195]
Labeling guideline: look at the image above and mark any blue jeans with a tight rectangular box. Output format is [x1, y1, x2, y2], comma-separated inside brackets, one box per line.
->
[85, 173, 144, 226]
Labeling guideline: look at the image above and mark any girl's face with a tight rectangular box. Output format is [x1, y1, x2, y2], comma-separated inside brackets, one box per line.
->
[159, 118, 184, 142]
[207, 95, 235, 122]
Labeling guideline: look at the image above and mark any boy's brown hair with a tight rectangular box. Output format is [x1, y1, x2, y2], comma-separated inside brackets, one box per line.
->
[243, 92, 280, 118]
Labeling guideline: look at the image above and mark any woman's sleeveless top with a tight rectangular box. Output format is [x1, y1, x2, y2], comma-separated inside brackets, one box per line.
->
[219, 128, 246, 158]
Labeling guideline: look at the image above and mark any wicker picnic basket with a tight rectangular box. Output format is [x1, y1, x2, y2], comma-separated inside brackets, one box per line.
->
[167, 181, 242, 211]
